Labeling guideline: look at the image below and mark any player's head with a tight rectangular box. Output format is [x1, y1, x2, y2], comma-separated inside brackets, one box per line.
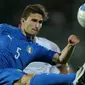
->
[20, 4, 48, 36]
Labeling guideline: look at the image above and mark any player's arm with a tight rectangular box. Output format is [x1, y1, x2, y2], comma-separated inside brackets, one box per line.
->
[52, 35, 80, 64]
[13, 74, 34, 85]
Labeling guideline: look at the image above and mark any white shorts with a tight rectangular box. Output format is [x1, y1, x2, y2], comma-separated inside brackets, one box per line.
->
[23, 62, 60, 74]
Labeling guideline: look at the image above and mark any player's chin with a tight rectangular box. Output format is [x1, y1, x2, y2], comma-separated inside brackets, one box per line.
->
[31, 32, 38, 36]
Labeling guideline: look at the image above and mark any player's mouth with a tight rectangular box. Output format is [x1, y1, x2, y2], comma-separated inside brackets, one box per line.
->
[32, 28, 38, 32]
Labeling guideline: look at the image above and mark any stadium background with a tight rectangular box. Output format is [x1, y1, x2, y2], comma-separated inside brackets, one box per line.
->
[0, 0, 85, 72]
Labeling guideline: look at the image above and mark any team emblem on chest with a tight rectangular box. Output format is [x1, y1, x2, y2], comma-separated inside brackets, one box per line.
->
[26, 46, 33, 54]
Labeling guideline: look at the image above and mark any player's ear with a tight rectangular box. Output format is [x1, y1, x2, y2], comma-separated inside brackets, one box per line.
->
[21, 18, 25, 24]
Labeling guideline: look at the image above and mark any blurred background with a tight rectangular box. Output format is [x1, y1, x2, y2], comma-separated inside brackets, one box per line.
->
[0, 0, 85, 72]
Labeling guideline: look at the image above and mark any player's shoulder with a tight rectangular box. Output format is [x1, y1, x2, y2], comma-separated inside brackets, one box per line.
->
[0, 35, 11, 49]
[36, 37, 52, 42]
[0, 23, 13, 28]
[0, 23, 9, 31]
[0, 23, 16, 28]
[0, 23, 18, 35]
[37, 37, 57, 46]
[36, 37, 60, 52]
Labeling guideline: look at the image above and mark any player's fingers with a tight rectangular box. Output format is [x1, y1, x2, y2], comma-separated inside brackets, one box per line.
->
[68, 35, 80, 43]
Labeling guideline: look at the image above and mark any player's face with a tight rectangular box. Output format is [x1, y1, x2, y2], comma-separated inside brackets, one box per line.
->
[21, 13, 43, 36]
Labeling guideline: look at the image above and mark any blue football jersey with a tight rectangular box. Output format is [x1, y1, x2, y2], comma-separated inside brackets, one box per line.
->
[0, 24, 56, 70]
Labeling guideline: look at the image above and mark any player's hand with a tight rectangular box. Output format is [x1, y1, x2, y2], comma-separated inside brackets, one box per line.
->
[68, 35, 80, 46]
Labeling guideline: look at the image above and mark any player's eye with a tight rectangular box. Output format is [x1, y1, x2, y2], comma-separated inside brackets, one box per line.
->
[39, 20, 43, 24]
[32, 19, 37, 22]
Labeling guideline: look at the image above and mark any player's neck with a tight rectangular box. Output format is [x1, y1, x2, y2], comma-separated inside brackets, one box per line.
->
[25, 32, 35, 41]
[21, 28, 35, 41]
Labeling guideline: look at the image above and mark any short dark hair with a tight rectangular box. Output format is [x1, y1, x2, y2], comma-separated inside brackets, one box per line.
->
[21, 4, 48, 21]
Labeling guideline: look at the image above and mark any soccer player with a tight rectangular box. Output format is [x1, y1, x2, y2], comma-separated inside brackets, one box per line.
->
[0, 4, 85, 85]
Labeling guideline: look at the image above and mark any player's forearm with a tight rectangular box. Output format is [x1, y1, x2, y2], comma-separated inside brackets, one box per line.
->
[53, 43, 75, 64]
[58, 43, 74, 64]
[14, 74, 34, 85]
